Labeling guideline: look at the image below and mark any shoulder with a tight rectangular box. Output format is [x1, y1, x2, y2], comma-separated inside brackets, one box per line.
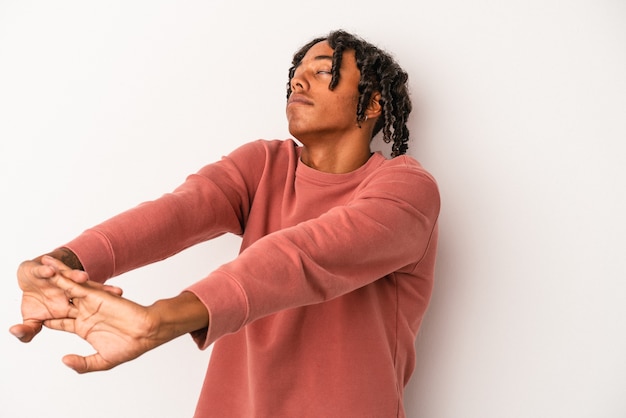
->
[358, 153, 440, 212]
[220, 139, 300, 180]
[369, 153, 437, 187]
[195, 139, 298, 177]
[202, 139, 298, 177]
[226, 139, 299, 160]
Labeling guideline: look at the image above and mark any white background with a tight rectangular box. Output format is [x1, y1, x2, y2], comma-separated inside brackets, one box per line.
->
[1, 1, 624, 417]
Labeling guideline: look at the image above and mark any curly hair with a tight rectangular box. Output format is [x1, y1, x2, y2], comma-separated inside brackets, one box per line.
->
[287, 30, 412, 157]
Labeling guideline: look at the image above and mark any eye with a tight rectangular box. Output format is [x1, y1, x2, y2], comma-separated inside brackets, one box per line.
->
[316, 69, 332, 75]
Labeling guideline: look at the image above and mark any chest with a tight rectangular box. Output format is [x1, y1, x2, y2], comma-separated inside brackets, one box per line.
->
[240, 171, 363, 250]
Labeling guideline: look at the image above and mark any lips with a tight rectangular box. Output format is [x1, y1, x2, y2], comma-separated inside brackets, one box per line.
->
[288, 94, 313, 106]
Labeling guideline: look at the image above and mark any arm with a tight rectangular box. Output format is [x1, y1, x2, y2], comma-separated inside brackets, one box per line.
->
[187, 160, 441, 347]
[11, 140, 269, 343]
[62, 140, 268, 283]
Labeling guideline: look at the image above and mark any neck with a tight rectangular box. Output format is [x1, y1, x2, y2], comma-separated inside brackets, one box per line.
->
[300, 140, 372, 174]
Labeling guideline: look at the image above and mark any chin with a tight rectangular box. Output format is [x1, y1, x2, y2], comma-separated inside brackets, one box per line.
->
[287, 124, 306, 140]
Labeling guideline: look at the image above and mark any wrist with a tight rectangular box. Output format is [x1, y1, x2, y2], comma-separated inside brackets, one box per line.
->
[40, 248, 84, 271]
[149, 291, 209, 342]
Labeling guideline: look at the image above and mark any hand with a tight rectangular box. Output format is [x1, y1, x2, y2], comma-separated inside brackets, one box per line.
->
[42, 267, 167, 373]
[9, 254, 122, 343]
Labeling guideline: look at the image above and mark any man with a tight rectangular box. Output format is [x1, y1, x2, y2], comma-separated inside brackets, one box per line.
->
[10, 30, 440, 417]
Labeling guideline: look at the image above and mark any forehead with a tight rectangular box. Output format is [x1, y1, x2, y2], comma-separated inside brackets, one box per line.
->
[303, 40, 334, 59]
[296, 41, 334, 68]
[299, 41, 357, 70]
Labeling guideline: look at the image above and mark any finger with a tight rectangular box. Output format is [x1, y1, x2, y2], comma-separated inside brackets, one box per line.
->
[47, 273, 90, 301]
[43, 318, 76, 333]
[102, 284, 123, 297]
[41, 256, 89, 283]
[21, 261, 56, 280]
[9, 321, 42, 343]
[77, 281, 123, 296]
[59, 268, 89, 284]
[62, 353, 114, 374]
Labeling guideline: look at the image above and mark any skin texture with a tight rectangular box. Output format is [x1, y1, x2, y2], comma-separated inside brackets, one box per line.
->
[287, 41, 381, 173]
[41, 257, 207, 373]
[287, 30, 412, 157]
[9, 40, 382, 373]
[9, 250, 121, 343]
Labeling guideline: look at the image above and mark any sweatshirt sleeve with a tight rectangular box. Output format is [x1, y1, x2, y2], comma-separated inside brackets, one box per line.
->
[186, 157, 440, 348]
[63, 141, 268, 282]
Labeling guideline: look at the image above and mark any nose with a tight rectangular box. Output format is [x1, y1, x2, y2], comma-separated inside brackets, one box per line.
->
[290, 69, 308, 93]
[291, 79, 303, 92]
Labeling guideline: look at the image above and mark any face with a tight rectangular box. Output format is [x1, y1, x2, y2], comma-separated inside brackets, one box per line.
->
[286, 41, 361, 143]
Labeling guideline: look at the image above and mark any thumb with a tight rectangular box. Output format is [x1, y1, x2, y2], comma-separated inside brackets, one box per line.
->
[9, 321, 42, 343]
[62, 353, 115, 374]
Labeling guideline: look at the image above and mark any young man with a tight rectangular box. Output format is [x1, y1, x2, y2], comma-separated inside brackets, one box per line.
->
[10, 30, 440, 417]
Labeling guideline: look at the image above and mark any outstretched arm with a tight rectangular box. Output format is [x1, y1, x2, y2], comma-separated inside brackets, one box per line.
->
[41, 256, 209, 373]
[9, 248, 122, 343]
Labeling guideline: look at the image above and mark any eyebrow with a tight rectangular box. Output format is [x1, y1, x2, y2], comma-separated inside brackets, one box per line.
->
[295, 54, 334, 68]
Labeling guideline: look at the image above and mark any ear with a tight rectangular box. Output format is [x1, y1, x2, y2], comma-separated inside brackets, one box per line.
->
[365, 92, 382, 120]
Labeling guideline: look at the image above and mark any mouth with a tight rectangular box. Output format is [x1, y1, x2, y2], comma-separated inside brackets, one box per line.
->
[288, 94, 313, 106]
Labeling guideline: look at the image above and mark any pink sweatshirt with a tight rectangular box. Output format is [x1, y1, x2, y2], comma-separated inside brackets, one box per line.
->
[64, 139, 440, 417]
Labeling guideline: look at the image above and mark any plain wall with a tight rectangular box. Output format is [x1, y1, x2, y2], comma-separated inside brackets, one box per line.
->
[1, 1, 624, 417]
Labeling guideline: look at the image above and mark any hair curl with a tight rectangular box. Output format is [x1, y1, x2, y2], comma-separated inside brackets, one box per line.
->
[287, 30, 412, 157]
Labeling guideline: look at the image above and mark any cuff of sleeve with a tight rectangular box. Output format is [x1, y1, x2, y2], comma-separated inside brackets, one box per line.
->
[184, 270, 250, 350]
[63, 230, 115, 283]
